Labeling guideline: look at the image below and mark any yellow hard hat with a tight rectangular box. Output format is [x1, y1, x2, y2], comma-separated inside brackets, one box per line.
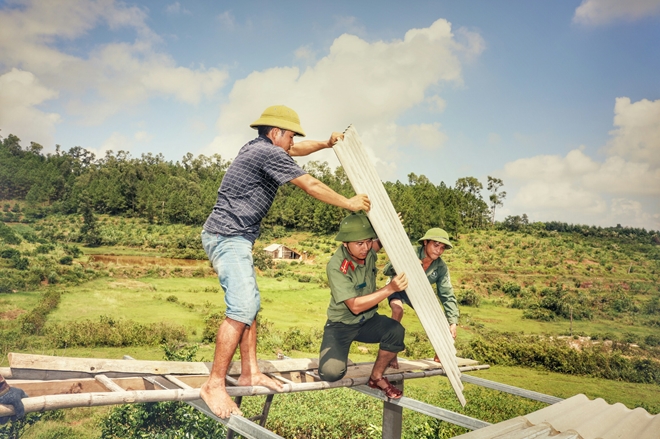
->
[250, 105, 306, 137]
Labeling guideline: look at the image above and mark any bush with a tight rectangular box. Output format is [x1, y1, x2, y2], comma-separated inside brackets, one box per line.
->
[0, 248, 20, 259]
[46, 316, 188, 347]
[298, 274, 312, 283]
[100, 345, 225, 439]
[458, 289, 481, 307]
[522, 306, 555, 321]
[253, 248, 273, 271]
[58, 255, 73, 265]
[501, 281, 522, 297]
[36, 244, 55, 254]
[20, 289, 62, 335]
[461, 331, 660, 385]
[10, 256, 29, 270]
[0, 223, 21, 244]
[63, 244, 83, 258]
[202, 312, 226, 343]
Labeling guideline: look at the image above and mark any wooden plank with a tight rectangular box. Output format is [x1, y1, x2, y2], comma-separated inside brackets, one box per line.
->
[95, 375, 125, 393]
[9, 353, 321, 378]
[8, 377, 155, 396]
[333, 125, 466, 406]
[1, 365, 489, 417]
[9, 353, 210, 376]
[165, 375, 192, 390]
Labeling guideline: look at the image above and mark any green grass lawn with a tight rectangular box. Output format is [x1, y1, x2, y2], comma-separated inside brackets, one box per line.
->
[2, 226, 659, 439]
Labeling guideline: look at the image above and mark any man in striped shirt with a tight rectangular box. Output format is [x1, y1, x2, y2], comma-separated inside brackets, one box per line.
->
[201, 105, 370, 419]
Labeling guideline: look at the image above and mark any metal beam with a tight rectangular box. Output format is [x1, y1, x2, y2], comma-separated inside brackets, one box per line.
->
[352, 386, 490, 431]
[145, 374, 284, 439]
[124, 356, 285, 439]
[460, 375, 563, 405]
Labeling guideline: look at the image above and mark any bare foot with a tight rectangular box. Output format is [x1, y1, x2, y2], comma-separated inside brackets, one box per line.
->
[433, 354, 441, 364]
[389, 356, 399, 369]
[237, 372, 283, 391]
[200, 380, 242, 419]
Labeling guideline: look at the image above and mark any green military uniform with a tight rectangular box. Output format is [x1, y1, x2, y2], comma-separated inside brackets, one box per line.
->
[319, 245, 405, 382]
[326, 245, 379, 324]
[384, 245, 459, 325]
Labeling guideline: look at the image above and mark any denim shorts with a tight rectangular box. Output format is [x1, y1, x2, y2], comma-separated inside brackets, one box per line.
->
[201, 230, 260, 325]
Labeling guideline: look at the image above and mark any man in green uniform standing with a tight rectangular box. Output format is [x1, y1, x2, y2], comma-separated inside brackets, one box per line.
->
[319, 213, 409, 399]
[384, 227, 459, 367]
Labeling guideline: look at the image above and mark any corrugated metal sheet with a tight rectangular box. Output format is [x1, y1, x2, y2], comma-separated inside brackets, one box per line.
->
[333, 125, 466, 406]
[453, 394, 660, 439]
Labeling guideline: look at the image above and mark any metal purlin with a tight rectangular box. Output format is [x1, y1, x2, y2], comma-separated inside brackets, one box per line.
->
[333, 125, 466, 406]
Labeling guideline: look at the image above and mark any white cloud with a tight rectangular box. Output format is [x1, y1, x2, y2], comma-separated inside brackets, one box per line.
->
[397, 123, 448, 151]
[426, 95, 447, 112]
[607, 97, 660, 166]
[488, 133, 501, 145]
[217, 11, 236, 29]
[503, 97, 660, 230]
[93, 132, 131, 158]
[0, 68, 60, 146]
[134, 131, 153, 142]
[332, 15, 366, 36]
[573, 0, 660, 25]
[0, 0, 228, 126]
[294, 45, 316, 63]
[203, 18, 484, 177]
[165, 3, 191, 16]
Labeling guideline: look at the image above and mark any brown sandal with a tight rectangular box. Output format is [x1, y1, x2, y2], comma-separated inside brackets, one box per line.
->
[368, 377, 403, 399]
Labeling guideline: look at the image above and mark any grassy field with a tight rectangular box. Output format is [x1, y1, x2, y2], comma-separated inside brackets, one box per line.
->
[1, 217, 659, 437]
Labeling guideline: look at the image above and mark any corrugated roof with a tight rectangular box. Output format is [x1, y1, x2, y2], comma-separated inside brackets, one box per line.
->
[453, 394, 660, 439]
[263, 244, 282, 252]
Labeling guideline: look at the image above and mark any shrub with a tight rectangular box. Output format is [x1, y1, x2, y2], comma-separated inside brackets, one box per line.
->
[0, 223, 21, 244]
[501, 281, 522, 297]
[20, 289, 62, 335]
[458, 289, 481, 307]
[202, 312, 226, 343]
[63, 244, 83, 258]
[522, 306, 555, 321]
[253, 248, 273, 271]
[100, 345, 225, 439]
[644, 334, 660, 347]
[0, 248, 20, 259]
[58, 255, 73, 265]
[460, 331, 660, 385]
[166, 295, 178, 303]
[10, 256, 29, 270]
[36, 244, 55, 254]
[298, 274, 312, 283]
[46, 316, 187, 347]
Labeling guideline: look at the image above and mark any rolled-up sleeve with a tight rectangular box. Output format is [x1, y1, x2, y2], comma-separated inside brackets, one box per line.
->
[436, 267, 459, 325]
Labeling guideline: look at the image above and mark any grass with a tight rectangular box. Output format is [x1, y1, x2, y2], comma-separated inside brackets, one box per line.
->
[2, 221, 659, 437]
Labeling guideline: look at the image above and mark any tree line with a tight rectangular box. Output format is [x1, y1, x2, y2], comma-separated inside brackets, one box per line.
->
[1, 132, 657, 242]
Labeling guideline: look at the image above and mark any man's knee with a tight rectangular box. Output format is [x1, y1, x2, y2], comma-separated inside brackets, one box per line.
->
[318, 358, 347, 382]
[381, 320, 406, 352]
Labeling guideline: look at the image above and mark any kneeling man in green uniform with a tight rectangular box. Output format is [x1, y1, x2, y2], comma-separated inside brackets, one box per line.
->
[318, 213, 408, 399]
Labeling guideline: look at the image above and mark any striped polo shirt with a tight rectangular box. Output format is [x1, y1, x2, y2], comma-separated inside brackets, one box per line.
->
[203, 135, 306, 243]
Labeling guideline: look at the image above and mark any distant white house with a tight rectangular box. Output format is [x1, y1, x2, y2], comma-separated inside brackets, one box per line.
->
[263, 243, 301, 260]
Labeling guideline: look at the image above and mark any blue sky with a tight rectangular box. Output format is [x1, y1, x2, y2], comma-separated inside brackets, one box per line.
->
[1, 0, 659, 229]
